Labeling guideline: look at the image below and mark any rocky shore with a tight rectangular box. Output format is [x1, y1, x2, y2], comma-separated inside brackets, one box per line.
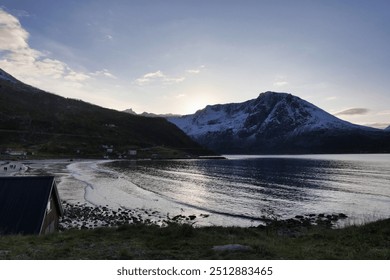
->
[59, 202, 210, 230]
[59, 202, 348, 231]
[258, 213, 349, 237]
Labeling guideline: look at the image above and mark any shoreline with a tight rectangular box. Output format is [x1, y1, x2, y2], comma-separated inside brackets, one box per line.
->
[58, 201, 350, 232]
[2, 158, 390, 229]
[6, 159, 237, 227]
[0, 161, 28, 176]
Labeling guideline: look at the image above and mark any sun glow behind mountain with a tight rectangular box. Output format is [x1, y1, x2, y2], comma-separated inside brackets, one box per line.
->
[180, 89, 220, 115]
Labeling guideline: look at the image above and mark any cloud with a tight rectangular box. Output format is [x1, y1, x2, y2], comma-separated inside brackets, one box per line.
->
[335, 108, 369, 116]
[186, 65, 205, 74]
[0, 9, 29, 51]
[186, 69, 200, 74]
[273, 75, 288, 87]
[0, 8, 92, 90]
[135, 70, 185, 85]
[135, 70, 164, 85]
[65, 71, 91, 82]
[326, 96, 338, 101]
[135, 65, 206, 86]
[273, 81, 288, 87]
[144, 70, 165, 79]
[90, 69, 117, 79]
[0, 6, 31, 18]
[164, 76, 185, 84]
[377, 110, 390, 116]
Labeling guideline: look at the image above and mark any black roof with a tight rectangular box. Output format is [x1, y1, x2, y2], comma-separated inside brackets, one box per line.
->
[0, 176, 62, 235]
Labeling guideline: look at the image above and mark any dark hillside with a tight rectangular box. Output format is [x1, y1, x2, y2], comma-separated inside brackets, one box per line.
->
[0, 69, 211, 158]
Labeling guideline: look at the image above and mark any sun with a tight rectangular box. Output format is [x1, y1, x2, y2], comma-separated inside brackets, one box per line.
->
[178, 88, 219, 114]
[184, 99, 210, 114]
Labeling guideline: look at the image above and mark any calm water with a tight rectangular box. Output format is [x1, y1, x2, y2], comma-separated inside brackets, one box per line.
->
[106, 154, 390, 224]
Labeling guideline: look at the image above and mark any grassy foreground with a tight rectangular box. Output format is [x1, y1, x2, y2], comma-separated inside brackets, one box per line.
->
[0, 219, 389, 260]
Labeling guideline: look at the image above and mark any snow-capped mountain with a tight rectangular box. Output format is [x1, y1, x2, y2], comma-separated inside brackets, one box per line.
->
[385, 125, 390, 131]
[168, 92, 390, 154]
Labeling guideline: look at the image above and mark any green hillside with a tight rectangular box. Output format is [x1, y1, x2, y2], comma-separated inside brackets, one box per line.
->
[0, 69, 211, 158]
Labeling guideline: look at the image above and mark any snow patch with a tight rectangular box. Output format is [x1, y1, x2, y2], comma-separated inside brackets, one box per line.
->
[168, 92, 377, 140]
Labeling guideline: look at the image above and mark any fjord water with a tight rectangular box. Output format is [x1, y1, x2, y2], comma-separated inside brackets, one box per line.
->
[106, 154, 390, 226]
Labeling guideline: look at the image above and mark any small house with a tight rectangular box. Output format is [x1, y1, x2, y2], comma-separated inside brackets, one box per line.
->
[0, 176, 63, 235]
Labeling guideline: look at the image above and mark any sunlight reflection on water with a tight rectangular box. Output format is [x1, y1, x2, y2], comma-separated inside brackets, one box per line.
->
[106, 154, 390, 224]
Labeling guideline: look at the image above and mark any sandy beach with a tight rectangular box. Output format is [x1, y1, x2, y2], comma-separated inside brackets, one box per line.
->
[1, 159, 226, 229]
[0, 161, 28, 176]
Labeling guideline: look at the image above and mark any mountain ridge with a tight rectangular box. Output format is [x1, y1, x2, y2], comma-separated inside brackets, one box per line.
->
[0, 69, 18, 83]
[168, 92, 390, 154]
[0, 68, 212, 158]
[123, 108, 181, 118]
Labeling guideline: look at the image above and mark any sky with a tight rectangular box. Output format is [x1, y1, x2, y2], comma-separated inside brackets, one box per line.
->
[0, 0, 390, 128]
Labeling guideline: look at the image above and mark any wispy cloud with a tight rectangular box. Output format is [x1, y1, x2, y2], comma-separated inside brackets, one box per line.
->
[186, 69, 201, 74]
[335, 108, 369, 116]
[325, 96, 338, 101]
[64, 71, 91, 82]
[0, 8, 92, 90]
[144, 70, 165, 79]
[135, 65, 206, 86]
[273, 75, 288, 87]
[134, 70, 185, 85]
[11, 9, 31, 18]
[90, 69, 117, 79]
[0, 6, 31, 18]
[377, 110, 390, 116]
[273, 81, 288, 87]
[186, 65, 205, 74]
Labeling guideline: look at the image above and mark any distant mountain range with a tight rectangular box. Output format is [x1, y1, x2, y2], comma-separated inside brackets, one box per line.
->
[0, 68, 211, 158]
[2, 67, 389, 156]
[123, 108, 181, 118]
[168, 92, 390, 154]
